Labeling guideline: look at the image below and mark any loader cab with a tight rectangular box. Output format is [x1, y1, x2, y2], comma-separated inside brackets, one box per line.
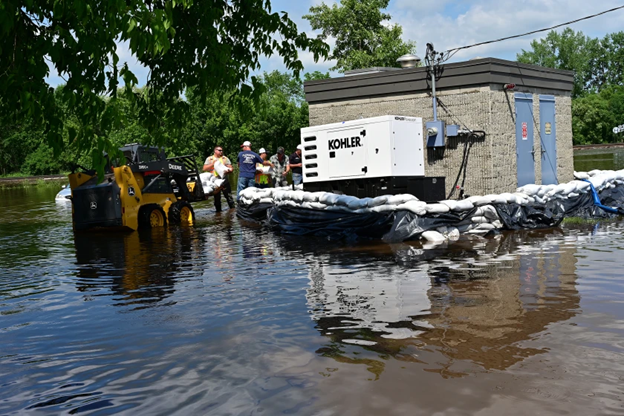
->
[120, 143, 166, 165]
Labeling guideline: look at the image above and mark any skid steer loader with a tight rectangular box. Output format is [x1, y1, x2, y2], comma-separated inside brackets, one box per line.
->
[68, 144, 208, 231]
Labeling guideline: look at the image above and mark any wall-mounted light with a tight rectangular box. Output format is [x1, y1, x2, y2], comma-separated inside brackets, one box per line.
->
[503, 83, 516, 90]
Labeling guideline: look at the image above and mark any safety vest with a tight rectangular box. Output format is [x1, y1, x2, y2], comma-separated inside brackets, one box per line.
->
[255, 163, 270, 185]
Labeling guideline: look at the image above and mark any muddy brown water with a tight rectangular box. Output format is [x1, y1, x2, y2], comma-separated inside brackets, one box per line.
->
[2, 153, 624, 415]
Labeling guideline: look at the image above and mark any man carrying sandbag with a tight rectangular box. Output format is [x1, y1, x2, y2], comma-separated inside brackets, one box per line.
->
[203, 145, 235, 212]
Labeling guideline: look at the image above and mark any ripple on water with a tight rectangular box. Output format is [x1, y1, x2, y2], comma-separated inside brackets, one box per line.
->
[1, 189, 624, 414]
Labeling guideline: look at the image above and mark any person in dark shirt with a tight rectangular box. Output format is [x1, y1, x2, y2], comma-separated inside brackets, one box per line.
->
[286, 144, 303, 185]
[236, 141, 272, 200]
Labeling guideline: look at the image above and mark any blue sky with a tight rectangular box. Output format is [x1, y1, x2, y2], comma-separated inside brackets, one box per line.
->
[47, 0, 624, 87]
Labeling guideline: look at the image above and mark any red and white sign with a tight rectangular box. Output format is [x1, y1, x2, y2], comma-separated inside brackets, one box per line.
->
[522, 122, 528, 140]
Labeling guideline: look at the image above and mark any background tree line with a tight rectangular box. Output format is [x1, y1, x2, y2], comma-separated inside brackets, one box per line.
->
[517, 28, 624, 145]
[0, 70, 329, 176]
[1, 0, 623, 177]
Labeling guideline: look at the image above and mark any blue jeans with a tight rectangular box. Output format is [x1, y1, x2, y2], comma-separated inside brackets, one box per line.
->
[292, 173, 303, 185]
[237, 176, 256, 200]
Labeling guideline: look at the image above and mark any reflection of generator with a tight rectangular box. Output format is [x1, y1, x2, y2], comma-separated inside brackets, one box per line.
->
[301, 115, 445, 201]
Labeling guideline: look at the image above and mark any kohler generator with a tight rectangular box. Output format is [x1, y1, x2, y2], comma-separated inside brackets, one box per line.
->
[301, 115, 445, 202]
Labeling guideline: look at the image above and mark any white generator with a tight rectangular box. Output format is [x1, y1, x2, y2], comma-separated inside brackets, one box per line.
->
[300, 115, 445, 201]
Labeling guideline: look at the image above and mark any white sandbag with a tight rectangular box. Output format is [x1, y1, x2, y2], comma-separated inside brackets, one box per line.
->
[471, 216, 488, 224]
[259, 198, 272, 204]
[422, 230, 446, 242]
[439, 200, 458, 211]
[453, 199, 475, 211]
[517, 184, 541, 196]
[568, 192, 579, 198]
[574, 171, 589, 180]
[589, 176, 606, 190]
[309, 202, 327, 210]
[396, 200, 427, 215]
[493, 194, 509, 204]
[424, 203, 450, 214]
[468, 196, 492, 206]
[302, 192, 319, 203]
[370, 204, 397, 213]
[335, 195, 359, 208]
[491, 220, 503, 229]
[319, 193, 340, 206]
[368, 195, 389, 207]
[476, 205, 497, 220]
[289, 190, 305, 203]
[386, 194, 418, 206]
[214, 178, 225, 188]
[475, 223, 495, 231]
[347, 198, 368, 210]
[213, 159, 230, 178]
[446, 227, 460, 241]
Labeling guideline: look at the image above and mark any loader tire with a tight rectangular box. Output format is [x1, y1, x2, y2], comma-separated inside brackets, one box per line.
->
[169, 201, 195, 226]
[139, 204, 167, 229]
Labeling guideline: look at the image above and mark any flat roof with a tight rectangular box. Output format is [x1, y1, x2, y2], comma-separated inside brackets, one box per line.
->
[305, 58, 574, 104]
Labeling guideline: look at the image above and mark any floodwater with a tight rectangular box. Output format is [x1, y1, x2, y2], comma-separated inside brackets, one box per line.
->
[2, 171, 624, 415]
[574, 146, 624, 172]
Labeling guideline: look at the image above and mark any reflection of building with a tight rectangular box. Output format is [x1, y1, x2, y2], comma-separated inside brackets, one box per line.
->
[74, 228, 202, 307]
[303, 231, 580, 377]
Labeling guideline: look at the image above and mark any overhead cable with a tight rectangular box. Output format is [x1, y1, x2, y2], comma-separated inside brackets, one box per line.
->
[443, 4, 624, 59]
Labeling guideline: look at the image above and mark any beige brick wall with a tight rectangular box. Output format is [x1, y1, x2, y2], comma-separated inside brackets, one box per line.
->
[308, 86, 574, 196]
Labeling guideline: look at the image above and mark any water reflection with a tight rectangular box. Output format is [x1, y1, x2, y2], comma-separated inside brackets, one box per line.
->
[295, 230, 580, 379]
[73, 228, 204, 309]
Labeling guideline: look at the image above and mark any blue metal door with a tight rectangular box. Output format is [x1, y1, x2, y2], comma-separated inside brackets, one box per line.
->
[515, 93, 535, 186]
[539, 95, 557, 184]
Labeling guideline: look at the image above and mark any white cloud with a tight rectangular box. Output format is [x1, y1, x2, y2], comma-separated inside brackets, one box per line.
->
[392, 0, 624, 62]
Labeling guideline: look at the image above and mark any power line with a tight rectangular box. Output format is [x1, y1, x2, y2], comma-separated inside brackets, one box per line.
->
[443, 4, 624, 58]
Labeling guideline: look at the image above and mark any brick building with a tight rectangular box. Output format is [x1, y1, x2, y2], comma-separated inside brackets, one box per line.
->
[304, 58, 574, 197]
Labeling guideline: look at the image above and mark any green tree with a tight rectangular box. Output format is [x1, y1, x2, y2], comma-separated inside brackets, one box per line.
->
[517, 28, 597, 98]
[304, 0, 416, 73]
[0, 0, 328, 175]
[572, 85, 624, 145]
[181, 70, 317, 163]
[587, 32, 624, 92]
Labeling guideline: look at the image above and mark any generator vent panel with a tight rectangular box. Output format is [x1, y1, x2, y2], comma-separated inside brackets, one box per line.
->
[301, 115, 425, 184]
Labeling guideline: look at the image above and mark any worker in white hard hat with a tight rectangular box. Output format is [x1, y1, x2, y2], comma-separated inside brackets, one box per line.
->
[254, 148, 272, 189]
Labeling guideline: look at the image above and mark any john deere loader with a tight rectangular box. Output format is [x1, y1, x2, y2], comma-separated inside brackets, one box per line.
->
[68, 144, 207, 231]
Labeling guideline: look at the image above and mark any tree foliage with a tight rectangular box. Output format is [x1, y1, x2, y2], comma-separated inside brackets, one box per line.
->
[517, 28, 597, 98]
[0, 70, 319, 176]
[572, 86, 624, 145]
[304, 0, 416, 73]
[518, 29, 624, 144]
[0, 0, 328, 174]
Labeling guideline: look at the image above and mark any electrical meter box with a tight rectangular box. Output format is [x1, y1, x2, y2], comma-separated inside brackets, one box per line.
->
[301, 115, 445, 201]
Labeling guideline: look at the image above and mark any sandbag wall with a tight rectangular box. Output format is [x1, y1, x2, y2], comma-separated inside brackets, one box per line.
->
[237, 170, 624, 242]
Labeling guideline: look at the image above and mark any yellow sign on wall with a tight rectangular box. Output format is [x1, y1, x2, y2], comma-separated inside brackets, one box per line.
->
[545, 122, 552, 135]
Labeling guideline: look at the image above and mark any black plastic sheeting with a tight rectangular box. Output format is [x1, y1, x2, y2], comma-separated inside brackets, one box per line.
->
[494, 200, 566, 230]
[267, 206, 395, 239]
[237, 186, 624, 242]
[382, 208, 478, 243]
[560, 186, 624, 218]
[236, 203, 273, 222]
